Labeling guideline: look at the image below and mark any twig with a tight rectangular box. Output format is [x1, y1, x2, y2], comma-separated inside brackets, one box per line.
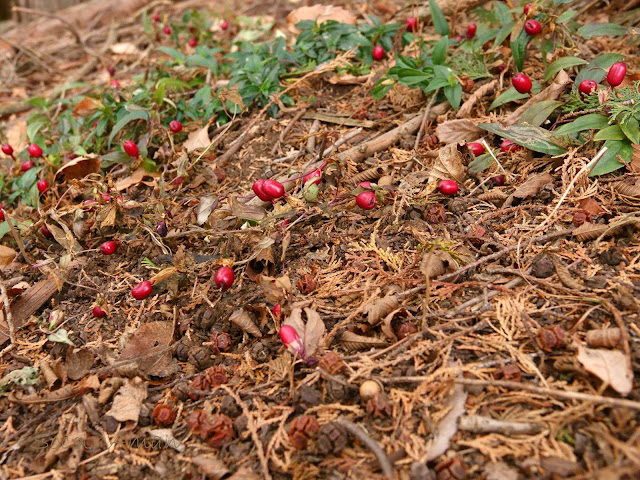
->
[455, 378, 640, 411]
[0, 275, 15, 345]
[0, 35, 53, 73]
[458, 414, 544, 434]
[337, 418, 395, 479]
[3, 213, 32, 265]
[307, 119, 320, 153]
[413, 89, 438, 151]
[271, 108, 306, 155]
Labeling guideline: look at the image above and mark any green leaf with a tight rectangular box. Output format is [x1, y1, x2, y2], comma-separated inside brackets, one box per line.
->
[48, 328, 74, 346]
[594, 125, 625, 141]
[619, 117, 640, 144]
[479, 123, 567, 155]
[396, 68, 433, 86]
[0, 366, 39, 392]
[510, 28, 531, 72]
[27, 116, 48, 141]
[578, 23, 628, 39]
[444, 84, 462, 110]
[552, 114, 609, 136]
[489, 87, 530, 110]
[186, 54, 218, 72]
[556, 10, 577, 23]
[575, 53, 625, 85]
[372, 80, 394, 100]
[519, 101, 563, 127]
[142, 10, 151, 35]
[493, 22, 515, 48]
[468, 153, 494, 173]
[0, 219, 31, 242]
[554, 0, 575, 4]
[432, 36, 448, 65]
[156, 46, 186, 63]
[27, 97, 48, 109]
[544, 56, 588, 82]
[108, 110, 149, 145]
[429, 0, 449, 36]
[589, 140, 633, 176]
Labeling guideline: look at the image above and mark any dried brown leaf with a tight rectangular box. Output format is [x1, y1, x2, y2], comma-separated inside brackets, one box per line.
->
[109, 42, 141, 56]
[106, 378, 147, 423]
[435, 119, 483, 144]
[55, 155, 101, 181]
[65, 347, 94, 381]
[551, 257, 582, 290]
[45, 222, 81, 253]
[510, 172, 553, 199]
[613, 180, 640, 197]
[72, 97, 102, 117]
[118, 322, 178, 378]
[114, 168, 159, 191]
[150, 267, 178, 284]
[183, 126, 211, 152]
[229, 196, 266, 222]
[0, 245, 16, 267]
[420, 250, 458, 280]
[363, 295, 399, 325]
[192, 454, 229, 479]
[246, 247, 275, 281]
[477, 188, 509, 202]
[196, 196, 218, 225]
[457, 80, 498, 119]
[429, 143, 467, 184]
[572, 222, 608, 242]
[229, 309, 262, 337]
[578, 198, 606, 217]
[576, 344, 633, 395]
[258, 275, 292, 303]
[339, 330, 387, 352]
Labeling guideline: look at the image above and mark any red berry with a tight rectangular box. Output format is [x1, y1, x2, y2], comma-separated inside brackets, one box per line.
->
[152, 13, 160, 22]
[578, 79, 597, 96]
[100, 240, 118, 255]
[279, 324, 299, 345]
[512, 73, 532, 94]
[455, 35, 463, 42]
[2, 144, 13, 156]
[92, 306, 107, 318]
[41, 224, 53, 239]
[163, 26, 171, 35]
[489, 175, 506, 186]
[36, 179, 48, 193]
[406, 17, 418, 32]
[438, 180, 459, 196]
[372, 45, 384, 61]
[356, 190, 377, 210]
[500, 139, 520, 153]
[252, 179, 272, 202]
[468, 142, 484, 156]
[607, 62, 627, 87]
[466, 23, 477, 40]
[214, 266, 234, 290]
[131, 280, 154, 300]
[303, 169, 322, 185]
[262, 179, 285, 199]
[123, 140, 139, 157]
[524, 19, 541, 36]
[107, 66, 116, 76]
[156, 221, 168, 237]
[0, 207, 5, 221]
[169, 120, 183, 133]
[221, 20, 229, 31]
[21, 159, 35, 172]
[273, 303, 282, 318]
[27, 144, 43, 158]
[523, 3, 531, 14]
[188, 39, 197, 47]
[172, 176, 185, 185]
[110, 79, 120, 87]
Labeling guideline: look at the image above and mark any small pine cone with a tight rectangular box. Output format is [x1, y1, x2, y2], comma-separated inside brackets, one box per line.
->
[288, 415, 320, 450]
[316, 422, 348, 455]
[188, 346, 214, 370]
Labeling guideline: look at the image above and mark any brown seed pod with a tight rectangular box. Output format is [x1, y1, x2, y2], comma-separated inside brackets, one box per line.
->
[340, 330, 387, 352]
[425, 203, 447, 224]
[316, 422, 348, 455]
[586, 327, 621, 348]
[350, 166, 389, 184]
[152, 404, 177, 426]
[493, 363, 521, 382]
[318, 351, 347, 376]
[572, 211, 589, 228]
[288, 415, 320, 450]
[477, 188, 509, 202]
[208, 330, 232, 354]
[536, 326, 566, 352]
[359, 379, 382, 401]
[229, 308, 262, 337]
[435, 457, 466, 480]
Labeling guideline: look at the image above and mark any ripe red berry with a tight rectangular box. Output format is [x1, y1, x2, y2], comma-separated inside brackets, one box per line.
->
[21, 159, 35, 171]
[36, 179, 48, 193]
[512, 73, 532, 94]
[524, 19, 541, 36]
[406, 17, 418, 32]
[221, 20, 229, 31]
[372, 46, 384, 61]
[468, 142, 484, 156]
[523, 3, 531, 14]
[163, 26, 171, 35]
[169, 120, 183, 133]
[303, 169, 322, 185]
[123, 140, 139, 157]
[356, 190, 377, 210]
[41, 224, 53, 238]
[279, 324, 299, 345]
[1, 144, 13, 156]
[273, 303, 282, 318]
[0, 207, 5, 221]
[100, 240, 118, 255]
[214, 266, 234, 290]
[27, 144, 43, 158]
[578, 79, 597, 96]
[107, 66, 116, 76]
[92, 305, 107, 318]
[252, 180, 272, 202]
[172, 176, 185, 185]
[262, 179, 285, 199]
[438, 180, 459, 196]
[466, 23, 477, 40]
[132, 280, 154, 300]
[188, 39, 197, 47]
[152, 13, 160, 22]
[607, 62, 627, 87]
[110, 79, 121, 87]
[500, 139, 520, 153]
[489, 175, 506, 186]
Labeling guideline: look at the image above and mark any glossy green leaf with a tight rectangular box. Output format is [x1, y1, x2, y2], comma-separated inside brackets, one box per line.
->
[468, 153, 494, 173]
[556, 10, 577, 23]
[619, 117, 640, 144]
[575, 53, 625, 85]
[519, 101, 563, 127]
[429, 0, 449, 36]
[553, 114, 609, 136]
[444, 84, 462, 110]
[594, 125, 625, 141]
[544, 56, 588, 82]
[108, 110, 149, 145]
[510, 28, 531, 72]
[432, 36, 448, 65]
[578, 23, 628, 39]
[589, 140, 633, 176]
[371, 80, 394, 100]
[489, 87, 529, 110]
[396, 68, 433, 86]
[479, 123, 567, 155]
[493, 22, 515, 48]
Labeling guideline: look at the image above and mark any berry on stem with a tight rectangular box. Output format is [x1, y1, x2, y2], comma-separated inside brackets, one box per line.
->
[252, 180, 272, 202]
[27, 144, 43, 158]
[466, 23, 477, 40]
[100, 240, 118, 255]
[273, 304, 282, 319]
[500, 139, 520, 152]
[512, 73, 532, 94]
[92, 305, 107, 318]
[188, 39, 197, 47]
[468, 142, 484, 156]
[406, 17, 418, 32]
[372, 46, 384, 61]
[169, 120, 183, 133]
[262, 179, 285, 199]
[578, 79, 597, 96]
[523, 3, 531, 14]
[36, 179, 48, 193]
[156, 221, 168, 237]
[303, 169, 322, 186]
[356, 190, 377, 210]
[2, 144, 13, 156]
[279, 325, 306, 359]
[524, 19, 541, 36]
[152, 13, 160, 22]
[0, 207, 4, 222]
[163, 26, 171, 35]
[607, 62, 626, 87]
[214, 266, 234, 290]
[123, 140, 139, 157]
[489, 175, 506, 187]
[131, 280, 154, 300]
[21, 159, 35, 172]
[438, 180, 459, 196]
[41, 224, 53, 239]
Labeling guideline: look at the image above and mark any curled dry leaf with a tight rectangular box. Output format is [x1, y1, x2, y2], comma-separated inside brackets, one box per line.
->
[55, 155, 101, 181]
[72, 97, 103, 117]
[229, 309, 262, 338]
[65, 347, 94, 381]
[578, 198, 606, 217]
[457, 80, 498, 119]
[551, 257, 582, 290]
[258, 275, 292, 303]
[284, 307, 325, 357]
[425, 377, 467, 461]
[150, 267, 178, 284]
[507, 172, 553, 202]
[576, 343, 632, 395]
[613, 180, 640, 197]
[106, 377, 148, 423]
[380, 307, 411, 341]
[429, 143, 468, 186]
[229, 196, 266, 222]
[339, 330, 387, 352]
[363, 295, 399, 325]
[420, 250, 459, 280]
[197, 196, 218, 225]
[45, 222, 82, 253]
[435, 119, 484, 144]
[477, 188, 510, 202]
[246, 247, 275, 281]
[149, 429, 186, 453]
[114, 168, 159, 191]
[0, 245, 16, 267]
[184, 126, 211, 152]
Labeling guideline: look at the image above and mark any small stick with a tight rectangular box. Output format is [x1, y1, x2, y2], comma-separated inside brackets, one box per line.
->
[271, 108, 306, 155]
[0, 275, 15, 345]
[337, 418, 395, 479]
[413, 90, 438, 151]
[307, 119, 320, 153]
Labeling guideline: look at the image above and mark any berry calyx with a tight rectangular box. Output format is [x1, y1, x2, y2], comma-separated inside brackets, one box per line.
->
[438, 180, 459, 196]
[21, 159, 35, 172]
[500, 139, 520, 153]
[303, 169, 322, 185]
[163, 26, 171, 35]
[523, 3, 531, 14]
[188, 39, 197, 47]
[41, 224, 53, 239]
[372, 45, 384, 61]
[131, 280, 154, 300]
[123, 140, 139, 157]
[27, 144, 43, 158]
[577, 79, 597, 96]
[512, 73, 532, 94]
[406, 17, 418, 32]
[221, 20, 229, 31]
[468, 142, 484, 156]
[466, 23, 477, 40]
[36, 179, 49, 193]
[356, 190, 377, 210]
[262, 179, 285, 199]
[524, 19, 541, 36]
[214, 266, 234, 290]
[1, 144, 13, 156]
[100, 240, 118, 255]
[169, 120, 183, 133]
[92, 306, 107, 318]
[607, 62, 627, 87]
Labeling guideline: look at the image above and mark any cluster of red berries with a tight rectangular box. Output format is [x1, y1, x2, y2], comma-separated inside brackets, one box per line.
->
[252, 179, 285, 202]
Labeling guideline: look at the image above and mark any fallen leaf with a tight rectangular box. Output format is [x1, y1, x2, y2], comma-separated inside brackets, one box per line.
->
[106, 377, 147, 423]
[192, 454, 229, 479]
[484, 461, 519, 480]
[435, 119, 484, 144]
[66, 347, 94, 381]
[425, 377, 467, 461]
[45, 222, 82, 253]
[429, 143, 468, 185]
[286, 5, 356, 31]
[183, 126, 211, 152]
[258, 275, 292, 303]
[457, 80, 498, 119]
[109, 42, 141, 56]
[420, 250, 459, 280]
[72, 97, 103, 117]
[148, 429, 186, 453]
[363, 295, 399, 325]
[55, 156, 101, 181]
[246, 247, 275, 281]
[509, 172, 553, 200]
[284, 307, 325, 357]
[118, 322, 178, 378]
[327, 73, 371, 85]
[578, 198, 606, 217]
[229, 309, 262, 337]
[0, 245, 16, 267]
[576, 343, 632, 396]
[197, 196, 218, 225]
[229, 196, 266, 222]
[114, 168, 159, 191]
